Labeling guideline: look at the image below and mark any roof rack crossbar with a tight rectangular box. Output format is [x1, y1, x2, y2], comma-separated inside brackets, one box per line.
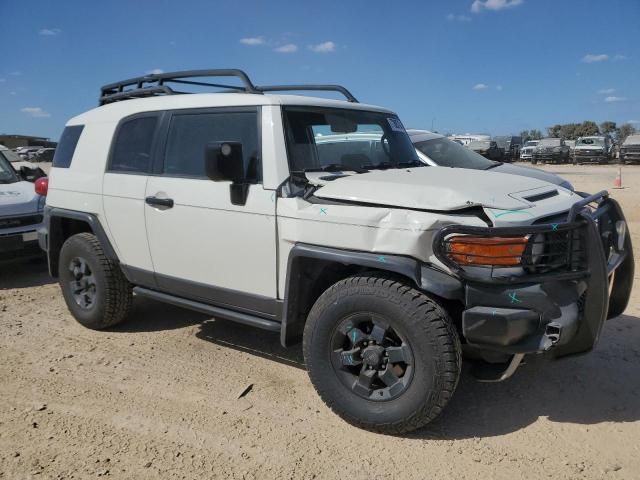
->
[99, 69, 358, 104]
[100, 86, 176, 105]
[257, 84, 358, 103]
[166, 78, 247, 91]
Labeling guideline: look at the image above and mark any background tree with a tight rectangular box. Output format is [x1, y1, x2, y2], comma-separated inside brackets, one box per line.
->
[600, 121, 617, 136]
[618, 123, 637, 144]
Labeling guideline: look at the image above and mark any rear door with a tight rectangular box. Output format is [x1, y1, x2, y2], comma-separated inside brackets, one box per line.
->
[102, 113, 161, 284]
[144, 107, 278, 316]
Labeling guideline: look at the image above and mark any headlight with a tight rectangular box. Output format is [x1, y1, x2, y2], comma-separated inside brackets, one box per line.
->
[446, 235, 528, 266]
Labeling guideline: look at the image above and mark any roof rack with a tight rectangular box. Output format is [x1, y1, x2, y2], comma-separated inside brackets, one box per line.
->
[99, 69, 358, 105]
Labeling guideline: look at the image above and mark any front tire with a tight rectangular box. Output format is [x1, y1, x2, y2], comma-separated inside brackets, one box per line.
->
[303, 275, 461, 434]
[59, 233, 132, 329]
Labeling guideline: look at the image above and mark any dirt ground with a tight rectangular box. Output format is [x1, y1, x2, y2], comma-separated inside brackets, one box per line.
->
[1, 164, 639, 480]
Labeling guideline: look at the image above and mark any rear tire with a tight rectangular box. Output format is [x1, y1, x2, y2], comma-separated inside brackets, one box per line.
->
[59, 233, 132, 329]
[303, 275, 461, 434]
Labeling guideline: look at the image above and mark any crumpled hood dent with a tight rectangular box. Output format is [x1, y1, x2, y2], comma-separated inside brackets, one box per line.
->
[312, 167, 562, 211]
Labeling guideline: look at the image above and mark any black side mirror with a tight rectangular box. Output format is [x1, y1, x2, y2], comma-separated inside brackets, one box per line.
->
[205, 142, 249, 206]
[19, 166, 46, 182]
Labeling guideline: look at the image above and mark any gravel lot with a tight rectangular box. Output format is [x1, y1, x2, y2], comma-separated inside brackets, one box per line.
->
[1, 163, 639, 479]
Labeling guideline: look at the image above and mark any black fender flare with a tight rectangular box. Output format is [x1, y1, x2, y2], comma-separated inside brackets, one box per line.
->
[280, 243, 463, 347]
[43, 206, 119, 276]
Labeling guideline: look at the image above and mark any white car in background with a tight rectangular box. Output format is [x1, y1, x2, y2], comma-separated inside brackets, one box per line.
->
[408, 130, 574, 190]
[1, 145, 38, 170]
[520, 140, 539, 161]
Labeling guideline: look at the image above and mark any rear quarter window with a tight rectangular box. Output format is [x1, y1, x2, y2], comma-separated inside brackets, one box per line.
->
[53, 125, 84, 168]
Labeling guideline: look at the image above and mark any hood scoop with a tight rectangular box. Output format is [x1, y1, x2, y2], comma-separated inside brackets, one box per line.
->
[523, 189, 558, 203]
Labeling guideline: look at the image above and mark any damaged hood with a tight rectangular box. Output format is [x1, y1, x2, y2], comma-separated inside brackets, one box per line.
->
[310, 167, 570, 212]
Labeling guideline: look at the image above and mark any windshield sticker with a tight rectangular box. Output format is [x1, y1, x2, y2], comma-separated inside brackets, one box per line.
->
[387, 118, 406, 133]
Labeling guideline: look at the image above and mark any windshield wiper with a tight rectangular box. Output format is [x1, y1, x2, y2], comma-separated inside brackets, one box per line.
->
[304, 163, 369, 173]
[484, 161, 503, 170]
[362, 162, 392, 170]
[397, 161, 424, 168]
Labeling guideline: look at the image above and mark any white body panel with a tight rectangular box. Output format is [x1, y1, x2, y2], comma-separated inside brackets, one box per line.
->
[144, 177, 277, 298]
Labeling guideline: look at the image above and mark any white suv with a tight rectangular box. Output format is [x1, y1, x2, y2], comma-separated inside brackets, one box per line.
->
[40, 69, 634, 434]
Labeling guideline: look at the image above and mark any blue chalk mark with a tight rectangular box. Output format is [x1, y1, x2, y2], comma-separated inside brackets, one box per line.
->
[377, 255, 386, 263]
[492, 209, 535, 219]
[508, 292, 521, 304]
[270, 192, 276, 202]
[319, 208, 328, 215]
[551, 223, 559, 231]
[491, 309, 497, 316]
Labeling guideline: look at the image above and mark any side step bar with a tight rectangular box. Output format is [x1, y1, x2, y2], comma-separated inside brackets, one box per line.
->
[133, 287, 281, 332]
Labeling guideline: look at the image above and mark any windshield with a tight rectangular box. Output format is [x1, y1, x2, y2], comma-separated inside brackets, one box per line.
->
[539, 138, 561, 146]
[1, 148, 24, 163]
[283, 107, 419, 172]
[414, 137, 495, 169]
[623, 135, 640, 146]
[0, 153, 19, 184]
[577, 137, 604, 146]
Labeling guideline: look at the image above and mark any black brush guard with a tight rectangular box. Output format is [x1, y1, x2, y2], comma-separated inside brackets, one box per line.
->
[432, 191, 634, 357]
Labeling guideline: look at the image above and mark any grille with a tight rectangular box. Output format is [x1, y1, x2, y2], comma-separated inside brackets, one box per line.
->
[0, 214, 43, 230]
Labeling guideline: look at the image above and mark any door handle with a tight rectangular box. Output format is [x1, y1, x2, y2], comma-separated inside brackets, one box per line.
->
[145, 196, 174, 208]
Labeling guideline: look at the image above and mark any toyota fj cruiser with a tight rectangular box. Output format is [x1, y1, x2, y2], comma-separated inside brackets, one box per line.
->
[39, 70, 634, 434]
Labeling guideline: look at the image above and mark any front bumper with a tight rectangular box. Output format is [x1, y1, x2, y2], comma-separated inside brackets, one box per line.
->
[620, 151, 640, 162]
[532, 152, 564, 162]
[574, 152, 608, 163]
[433, 192, 633, 357]
[0, 230, 42, 261]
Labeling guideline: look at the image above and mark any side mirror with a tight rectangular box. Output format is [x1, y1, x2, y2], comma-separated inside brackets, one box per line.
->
[205, 142, 249, 206]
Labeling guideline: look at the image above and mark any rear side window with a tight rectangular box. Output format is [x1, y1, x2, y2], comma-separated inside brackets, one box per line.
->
[163, 110, 261, 181]
[53, 125, 84, 168]
[109, 116, 159, 173]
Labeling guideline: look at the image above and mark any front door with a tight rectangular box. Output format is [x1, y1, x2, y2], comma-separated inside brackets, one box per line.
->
[144, 107, 278, 317]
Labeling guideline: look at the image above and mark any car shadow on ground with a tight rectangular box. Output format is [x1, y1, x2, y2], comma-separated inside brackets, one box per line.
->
[192, 310, 640, 438]
[107, 295, 640, 439]
[0, 257, 54, 289]
[196, 319, 305, 370]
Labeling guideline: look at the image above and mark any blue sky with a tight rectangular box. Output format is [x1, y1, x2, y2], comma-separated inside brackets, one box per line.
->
[1, 0, 638, 140]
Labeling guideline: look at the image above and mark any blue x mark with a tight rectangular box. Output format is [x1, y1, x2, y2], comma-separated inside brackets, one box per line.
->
[551, 223, 559, 231]
[377, 255, 386, 263]
[508, 292, 521, 304]
[319, 208, 328, 215]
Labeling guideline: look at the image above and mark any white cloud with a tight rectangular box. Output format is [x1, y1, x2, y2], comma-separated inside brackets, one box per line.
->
[495, 84, 503, 91]
[240, 36, 265, 46]
[274, 44, 297, 53]
[446, 13, 472, 22]
[473, 83, 488, 90]
[613, 54, 628, 61]
[604, 96, 627, 103]
[10, 91, 17, 96]
[21, 107, 51, 118]
[9, 71, 21, 76]
[582, 53, 609, 63]
[628, 119, 640, 124]
[146, 68, 164, 75]
[597, 88, 616, 94]
[471, 0, 523, 13]
[309, 41, 336, 53]
[39, 28, 61, 36]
